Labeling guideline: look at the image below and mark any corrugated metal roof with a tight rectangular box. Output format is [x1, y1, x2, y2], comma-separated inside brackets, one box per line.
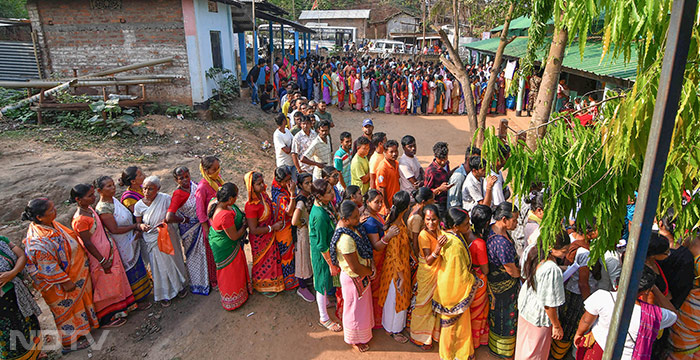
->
[490, 16, 554, 32]
[299, 10, 371, 20]
[0, 41, 42, 81]
[464, 37, 638, 81]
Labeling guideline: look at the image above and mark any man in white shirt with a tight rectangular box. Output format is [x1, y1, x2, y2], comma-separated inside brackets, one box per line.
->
[302, 120, 333, 180]
[398, 135, 424, 193]
[448, 146, 481, 208]
[291, 115, 317, 174]
[288, 99, 305, 129]
[482, 144, 511, 207]
[462, 156, 497, 212]
[273, 114, 294, 168]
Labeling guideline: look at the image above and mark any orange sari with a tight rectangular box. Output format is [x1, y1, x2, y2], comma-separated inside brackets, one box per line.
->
[24, 221, 99, 347]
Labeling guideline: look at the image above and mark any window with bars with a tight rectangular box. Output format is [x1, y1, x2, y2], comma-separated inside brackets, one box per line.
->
[210, 31, 223, 69]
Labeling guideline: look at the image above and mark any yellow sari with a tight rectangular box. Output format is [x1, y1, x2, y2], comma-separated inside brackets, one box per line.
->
[433, 231, 479, 360]
[410, 229, 442, 346]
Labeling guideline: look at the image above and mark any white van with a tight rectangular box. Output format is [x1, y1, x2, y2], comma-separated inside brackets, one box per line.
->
[368, 39, 406, 54]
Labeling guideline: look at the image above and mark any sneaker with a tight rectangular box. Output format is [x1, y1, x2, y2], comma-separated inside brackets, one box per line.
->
[296, 288, 315, 303]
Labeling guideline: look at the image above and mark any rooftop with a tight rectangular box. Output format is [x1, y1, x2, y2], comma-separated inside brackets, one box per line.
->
[490, 15, 554, 33]
[299, 9, 371, 20]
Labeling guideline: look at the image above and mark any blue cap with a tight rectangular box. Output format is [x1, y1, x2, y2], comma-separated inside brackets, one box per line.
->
[362, 119, 374, 127]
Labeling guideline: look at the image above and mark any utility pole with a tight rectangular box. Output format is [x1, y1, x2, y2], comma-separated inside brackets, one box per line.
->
[422, 0, 427, 56]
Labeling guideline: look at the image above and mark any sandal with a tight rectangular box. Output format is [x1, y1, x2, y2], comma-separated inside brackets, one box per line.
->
[390, 332, 409, 343]
[178, 289, 188, 298]
[160, 299, 171, 308]
[409, 338, 432, 350]
[352, 343, 370, 353]
[138, 301, 153, 311]
[103, 317, 127, 328]
[62, 337, 91, 354]
[320, 319, 343, 332]
[261, 292, 278, 298]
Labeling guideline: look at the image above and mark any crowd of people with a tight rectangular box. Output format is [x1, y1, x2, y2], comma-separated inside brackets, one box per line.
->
[0, 57, 693, 360]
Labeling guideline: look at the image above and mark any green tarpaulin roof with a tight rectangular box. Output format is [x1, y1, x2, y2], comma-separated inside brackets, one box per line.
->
[490, 16, 554, 32]
[463, 36, 638, 82]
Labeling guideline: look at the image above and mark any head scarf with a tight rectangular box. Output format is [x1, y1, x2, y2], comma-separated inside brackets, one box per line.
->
[329, 226, 373, 266]
[200, 162, 223, 192]
[245, 171, 271, 222]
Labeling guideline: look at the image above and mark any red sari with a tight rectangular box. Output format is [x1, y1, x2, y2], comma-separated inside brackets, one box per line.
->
[244, 172, 284, 293]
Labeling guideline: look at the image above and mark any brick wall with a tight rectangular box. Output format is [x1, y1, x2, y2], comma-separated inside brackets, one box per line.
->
[27, 0, 193, 105]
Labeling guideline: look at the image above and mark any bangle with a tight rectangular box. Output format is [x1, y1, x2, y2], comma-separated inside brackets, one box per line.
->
[380, 238, 388, 245]
[99, 257, 106, 265]
[267, 225, 272, 233]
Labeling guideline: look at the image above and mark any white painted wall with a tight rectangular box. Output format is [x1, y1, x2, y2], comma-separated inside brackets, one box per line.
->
[185, 0, 240, 105]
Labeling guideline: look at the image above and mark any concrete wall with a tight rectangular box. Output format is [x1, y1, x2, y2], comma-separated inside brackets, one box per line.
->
[26, 0, 193, 105]
[183, 0, 239, 105]
[387, 14, 418, 36]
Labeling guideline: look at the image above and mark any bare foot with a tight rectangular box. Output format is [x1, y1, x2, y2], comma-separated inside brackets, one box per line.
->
[352, 343, 370, 352]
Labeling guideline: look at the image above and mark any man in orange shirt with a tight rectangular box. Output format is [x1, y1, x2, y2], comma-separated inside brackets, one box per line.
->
[376, 139, 401, 211]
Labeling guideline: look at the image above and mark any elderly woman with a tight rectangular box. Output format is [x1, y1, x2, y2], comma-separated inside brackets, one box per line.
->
[134, 176, 188, 307]
[22, 198, 99, 353]
[70, 184, 134, 327]
[95, 176, 153, 307]
[486, 201, 521, 359]
[166, 166, 210, 296]
[0, 234, 43, 360]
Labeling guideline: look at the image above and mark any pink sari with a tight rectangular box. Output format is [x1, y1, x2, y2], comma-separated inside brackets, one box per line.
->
[354, 78, 363, 111]
[341, 272, 374, 345]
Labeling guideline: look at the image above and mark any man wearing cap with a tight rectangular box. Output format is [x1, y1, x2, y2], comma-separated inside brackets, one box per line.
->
[352, 118, 376, 157]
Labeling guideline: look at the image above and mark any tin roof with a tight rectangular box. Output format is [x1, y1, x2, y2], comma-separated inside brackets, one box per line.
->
[464, 36, 638, 82]
[490, 15, 554, 32]
[299, 10, 371, 20]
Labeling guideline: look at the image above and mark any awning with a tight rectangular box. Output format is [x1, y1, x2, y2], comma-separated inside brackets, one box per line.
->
[256, 11, 316, 33]
[464, 37, 638, 83]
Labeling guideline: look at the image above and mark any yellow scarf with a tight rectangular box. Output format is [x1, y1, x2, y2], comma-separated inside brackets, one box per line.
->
[200, 163, 223, 192]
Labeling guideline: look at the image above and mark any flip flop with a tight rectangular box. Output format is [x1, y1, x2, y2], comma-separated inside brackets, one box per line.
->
[261, 292, 278, 298]
[320, 319, 343, 332]
[390, 332, 409, 343]
[160, 299, 172, 308]
[62, 337, 91, 354]
[102, 317, 127, 328]
[138, 301, 153, 311]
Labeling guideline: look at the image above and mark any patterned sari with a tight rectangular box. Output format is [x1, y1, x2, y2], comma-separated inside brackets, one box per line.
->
[322, 73, 332, 104]
[376, 220, 412, 334]
[469, 237, 490, 348]
[208, 206, 251, 311]
[409, 229, 442, 346]
[486, 231, 520, 358]
[172, 182, 210, 295]
[378, 81, 386, 112]
[0, 236, 43, 360]
[433, 231, 478, 360]
[668, 255, 700, 359]
[271, 179, 299, 290]
[24, 222, 99, 347]
[392, 81, 400, 114]
[337, 73, 346, 109]
[244, 172, 285, 293]
[400, 83, 408, 114]
[71, 209, 135, 324]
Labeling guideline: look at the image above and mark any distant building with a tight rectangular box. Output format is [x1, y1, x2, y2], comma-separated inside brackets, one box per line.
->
[299, 9, 370, 40]
[368, 11, 418, 40]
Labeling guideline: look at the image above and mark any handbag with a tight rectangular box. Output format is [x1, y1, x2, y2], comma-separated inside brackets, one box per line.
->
[157, 223, 175, 255]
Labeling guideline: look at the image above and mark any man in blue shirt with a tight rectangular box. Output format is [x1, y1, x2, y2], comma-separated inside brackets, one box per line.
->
[247, 59, 266, 105]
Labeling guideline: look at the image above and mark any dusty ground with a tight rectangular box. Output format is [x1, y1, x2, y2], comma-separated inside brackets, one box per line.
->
[0, 92, 528, 360]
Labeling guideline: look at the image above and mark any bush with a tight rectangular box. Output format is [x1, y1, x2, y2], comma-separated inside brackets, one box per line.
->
[205, 67, 240, 119]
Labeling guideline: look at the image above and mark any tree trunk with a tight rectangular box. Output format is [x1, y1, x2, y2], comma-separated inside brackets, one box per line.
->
[434, 26, 478, 132]
[475, 0, 516, 146]
[453, 0, 459, 50]
[526, 23, 568, 150]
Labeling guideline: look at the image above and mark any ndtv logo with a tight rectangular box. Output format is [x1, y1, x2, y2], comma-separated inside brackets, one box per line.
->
[9, 330, 111, 352]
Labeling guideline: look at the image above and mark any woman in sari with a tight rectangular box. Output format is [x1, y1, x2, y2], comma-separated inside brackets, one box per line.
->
[516, 230, 568, 360]
[207, 183, 251, 311]
[407, 188, 434, 260]
[134, 176, 189, 307]
[322, 68, 332, 105]
[486, 202, 521, 358]
[330, 200, 375, 352]
[378, 78, 386, 112]
[194, 156, 223, 289]
[376, 191, 411, 343]
[70, 184, 134, 327]
[0, 235, 43, 360]
[410, 204, 444, 350]
[385, 75, 393, 114]
[271, 167, 300, 292]
[435, 76, 445, 115]
[309, 179, 343, 332]
[118, 166, 145, 212]
[354, 73, 363, 111]
[23, 198, 99, 352]
[337, 70, 346, 110]
[166, 167, 210, 295]
[363, 190, 388, 328]
[347, 72, 356, 111]
[244, 171, 285, 297]
[291, 173, 316, 302]
[95, 176, 152, 307]
[400, 79, 408, 115]
[433, 208, 480, 360]
[427, 79, 436, 114]
[468, 205, 491, 349]
[444, 76, 453, 114]
[392, 78, 401, 114]
[668, 234, 700, 359]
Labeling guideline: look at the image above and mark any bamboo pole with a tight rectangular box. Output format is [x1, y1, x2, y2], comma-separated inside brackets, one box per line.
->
[81, 57, 174, 78]
[1, 80, 76, 115]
